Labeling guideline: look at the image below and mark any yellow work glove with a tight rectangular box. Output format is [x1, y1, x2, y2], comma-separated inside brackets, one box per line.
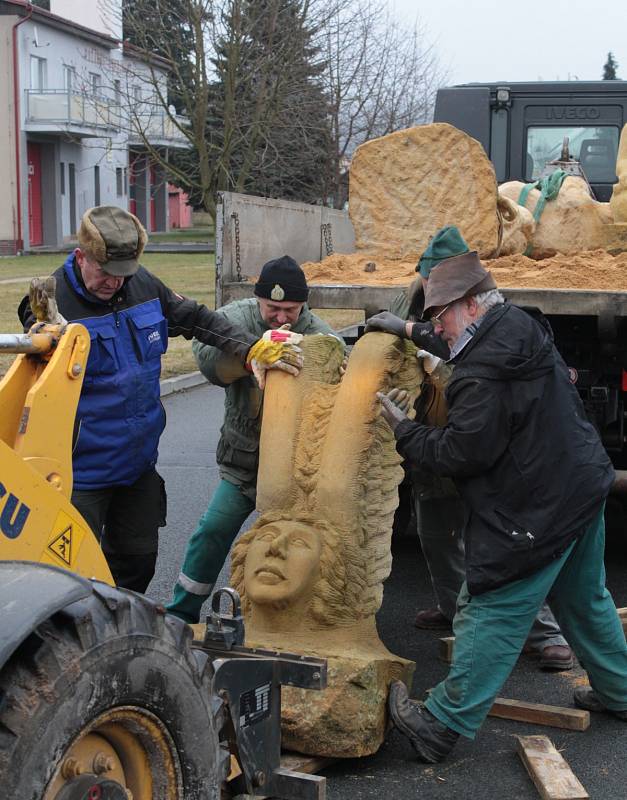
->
[246, 326, 304, 389]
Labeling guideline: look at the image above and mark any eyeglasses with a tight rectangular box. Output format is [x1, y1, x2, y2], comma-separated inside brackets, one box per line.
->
[431, 302, 454, 323]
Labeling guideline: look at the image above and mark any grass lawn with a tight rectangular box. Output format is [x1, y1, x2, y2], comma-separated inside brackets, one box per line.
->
[0, 251, 362, 380]
[147, 226, 214, 244]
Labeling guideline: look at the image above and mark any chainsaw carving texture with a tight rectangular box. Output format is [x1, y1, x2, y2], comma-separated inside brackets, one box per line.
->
[500, 176, 613, 258]
[230, 333, 421, 756]
[610, 123, 627, 223]
[349, 123, 500, 260]
[232, 333, 421, 631]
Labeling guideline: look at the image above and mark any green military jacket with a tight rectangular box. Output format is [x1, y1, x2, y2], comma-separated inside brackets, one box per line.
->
[192, 298, 339, 499]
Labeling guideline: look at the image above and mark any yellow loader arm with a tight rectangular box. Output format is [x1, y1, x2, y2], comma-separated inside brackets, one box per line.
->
[0, 314, 113, 583]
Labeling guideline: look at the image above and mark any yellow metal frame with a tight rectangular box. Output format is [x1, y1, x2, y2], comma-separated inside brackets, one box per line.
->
[0, 323, 113, 583]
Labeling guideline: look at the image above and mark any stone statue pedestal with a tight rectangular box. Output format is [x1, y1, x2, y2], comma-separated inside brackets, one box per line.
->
[245, 620, 414, 757]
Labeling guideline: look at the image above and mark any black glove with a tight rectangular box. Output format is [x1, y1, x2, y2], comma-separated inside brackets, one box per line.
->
[364, 311, 407, 338]
[408, 321, 450, 360]
[377, 390, 409, 433]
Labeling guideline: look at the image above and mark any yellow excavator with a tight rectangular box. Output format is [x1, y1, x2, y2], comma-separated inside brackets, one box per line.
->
[0, 280, 326, 800]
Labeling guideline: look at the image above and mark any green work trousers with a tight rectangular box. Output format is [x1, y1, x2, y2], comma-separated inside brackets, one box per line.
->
[166, 478, 255, 623]
[426, 504, 627, 738]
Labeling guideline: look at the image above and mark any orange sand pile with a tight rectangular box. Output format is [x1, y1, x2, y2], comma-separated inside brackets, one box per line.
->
[301, 250, 627, 291]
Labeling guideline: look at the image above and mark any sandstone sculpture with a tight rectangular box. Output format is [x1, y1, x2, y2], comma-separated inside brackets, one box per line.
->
[610, 123, 627, 223]
[349, 123, 500, 260]
[499, 176, 613, 259]
[497, 194, 536, 256]
[230, 333, 422, 756]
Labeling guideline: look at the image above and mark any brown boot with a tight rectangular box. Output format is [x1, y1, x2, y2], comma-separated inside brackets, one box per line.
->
[539, 645, 574, 671]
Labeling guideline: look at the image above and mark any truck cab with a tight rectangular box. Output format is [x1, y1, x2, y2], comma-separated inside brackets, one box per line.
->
[434, 81, 627, 201]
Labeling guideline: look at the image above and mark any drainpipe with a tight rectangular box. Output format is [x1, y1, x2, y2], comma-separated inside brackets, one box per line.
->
[12, 2, 34, 253]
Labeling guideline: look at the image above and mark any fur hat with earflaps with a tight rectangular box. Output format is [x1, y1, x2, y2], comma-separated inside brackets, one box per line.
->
[78, 206, 148, 276]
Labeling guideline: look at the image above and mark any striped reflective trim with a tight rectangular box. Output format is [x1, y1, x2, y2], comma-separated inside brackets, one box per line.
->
[177, 572, 214, 596]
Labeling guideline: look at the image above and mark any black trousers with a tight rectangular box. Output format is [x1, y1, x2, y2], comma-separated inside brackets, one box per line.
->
[72, 468, 166, 593]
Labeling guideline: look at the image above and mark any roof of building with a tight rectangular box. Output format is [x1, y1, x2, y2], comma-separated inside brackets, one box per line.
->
[1, 0, 119, 49]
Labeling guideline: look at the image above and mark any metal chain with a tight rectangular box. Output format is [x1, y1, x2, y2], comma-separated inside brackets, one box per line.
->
[231, 212, 243, 281]
[321, 222, 334, 257]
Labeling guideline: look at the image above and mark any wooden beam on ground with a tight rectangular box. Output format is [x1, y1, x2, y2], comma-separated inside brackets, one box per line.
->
[490, 698, 590, 731]
[279, 752, 336, 775]
[438, 636, 455, 663]
[617, 607, 627, 636]
[516, 735, 589, 799]
[251, 752, 334, 800]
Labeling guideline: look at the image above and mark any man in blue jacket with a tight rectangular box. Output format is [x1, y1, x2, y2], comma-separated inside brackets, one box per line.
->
[375, 252, 625, 762]
[18, 206, 302, 593]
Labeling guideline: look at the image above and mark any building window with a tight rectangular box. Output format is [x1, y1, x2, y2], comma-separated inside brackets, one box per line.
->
[116, 167, 124, 196]
[133, 85, 142, 103]
[60, 162, 65, 195]
[123, 167, 128, 195]
[94, 165, 100, 205]
[113, 79, 121, 104]
[89, 72, 101, 97]
[30, 56, 47, 90]
[63, 65, 75, 92]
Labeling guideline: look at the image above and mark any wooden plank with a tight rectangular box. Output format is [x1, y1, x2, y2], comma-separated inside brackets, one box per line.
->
[438, 636, 455, 664]
[251, 752, 334, 800]
[490, 698, 590, 731]
[280, 752, 335, 775]
[516, 735, 589, 800]
[617, 607, 627, 636]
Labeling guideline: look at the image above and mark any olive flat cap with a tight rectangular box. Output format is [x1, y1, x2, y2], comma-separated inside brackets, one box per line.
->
[423, 251, 497, 316]
[78, 206, 148, 276]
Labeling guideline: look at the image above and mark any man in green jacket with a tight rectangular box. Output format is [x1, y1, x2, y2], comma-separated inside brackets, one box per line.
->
[166, 255, 341, 623]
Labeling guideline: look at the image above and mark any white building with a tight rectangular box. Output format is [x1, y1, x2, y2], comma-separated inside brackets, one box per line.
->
[0, 0, 190, 254]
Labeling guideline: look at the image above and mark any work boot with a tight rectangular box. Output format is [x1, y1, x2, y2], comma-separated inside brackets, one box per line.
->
[413, 607, 452, 631]
[388, 681, 459, 763]
[574, 686, 627, 721]
[539, 645, 574, 671]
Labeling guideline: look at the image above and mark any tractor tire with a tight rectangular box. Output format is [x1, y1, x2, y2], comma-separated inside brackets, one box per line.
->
[0, 580, 228, 800]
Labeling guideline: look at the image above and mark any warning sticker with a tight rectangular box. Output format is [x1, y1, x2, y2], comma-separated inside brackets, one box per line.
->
[49, 524, 73, 565]
[45, 510, 86, 568]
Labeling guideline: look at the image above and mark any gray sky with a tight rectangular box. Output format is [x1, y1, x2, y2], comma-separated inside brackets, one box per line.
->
[392, 0, 626, 84]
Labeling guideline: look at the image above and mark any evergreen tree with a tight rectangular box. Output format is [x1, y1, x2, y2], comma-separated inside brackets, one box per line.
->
[211, 0, 331, 204]
[602, 52, 619, 80]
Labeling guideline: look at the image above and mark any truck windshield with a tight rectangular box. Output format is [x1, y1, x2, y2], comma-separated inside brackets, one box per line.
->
[526, 126, 619, 183]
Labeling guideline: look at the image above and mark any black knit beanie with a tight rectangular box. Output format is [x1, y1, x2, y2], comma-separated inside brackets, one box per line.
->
[254, 255, 309, 302]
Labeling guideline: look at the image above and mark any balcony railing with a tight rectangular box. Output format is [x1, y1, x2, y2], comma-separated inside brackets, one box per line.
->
[24, 89, 120, 133]
[130, 111, 191, 148]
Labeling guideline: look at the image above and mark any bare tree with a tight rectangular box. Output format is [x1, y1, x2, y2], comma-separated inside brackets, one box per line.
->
[98, 0, 443, 218]
[104, 0, 337, 218]
[321, 0, 445, 207]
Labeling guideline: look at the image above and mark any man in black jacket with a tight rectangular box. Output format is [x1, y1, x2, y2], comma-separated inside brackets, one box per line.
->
[375, 251, 626, 763]
[18, 205, 302, 593]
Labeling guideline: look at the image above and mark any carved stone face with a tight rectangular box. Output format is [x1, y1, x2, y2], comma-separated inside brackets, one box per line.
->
[243, 522, 322, 608]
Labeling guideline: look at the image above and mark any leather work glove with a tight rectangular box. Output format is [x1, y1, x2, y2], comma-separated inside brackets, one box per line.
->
[416, 349, 443, 375]
[376, 389, 410, 433]
[246, 326, 304, 390]
[364, 311, 407, 338]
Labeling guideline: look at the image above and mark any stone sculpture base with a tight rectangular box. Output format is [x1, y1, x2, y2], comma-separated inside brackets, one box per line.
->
[245, 621, 414, 758]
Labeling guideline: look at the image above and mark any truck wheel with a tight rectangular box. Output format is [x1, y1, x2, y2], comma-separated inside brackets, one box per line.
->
[0, 582, 227, 800]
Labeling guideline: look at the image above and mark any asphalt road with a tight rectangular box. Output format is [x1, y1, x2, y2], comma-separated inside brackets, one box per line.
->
[149, 383, 627, 800]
